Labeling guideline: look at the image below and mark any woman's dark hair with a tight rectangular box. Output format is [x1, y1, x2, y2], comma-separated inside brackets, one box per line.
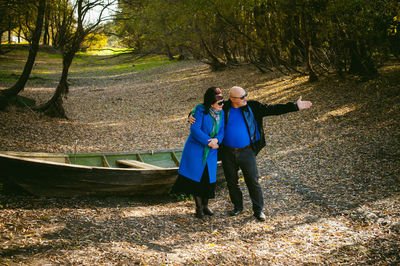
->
[203, 86, 223, 113]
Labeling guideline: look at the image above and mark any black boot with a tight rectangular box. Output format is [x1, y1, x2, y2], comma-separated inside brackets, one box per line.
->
[194, 196, 204, 218]
[202, 197, 214, 216]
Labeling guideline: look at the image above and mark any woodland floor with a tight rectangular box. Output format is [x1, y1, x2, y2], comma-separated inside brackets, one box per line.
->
[0, 47, 399, 265]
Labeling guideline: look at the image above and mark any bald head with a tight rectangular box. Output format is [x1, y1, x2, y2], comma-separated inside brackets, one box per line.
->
[230, 86, 245, 98]
[229, 86, 248, 108]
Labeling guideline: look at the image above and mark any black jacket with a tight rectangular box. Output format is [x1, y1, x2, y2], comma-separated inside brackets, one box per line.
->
[222, 99, 299, 155]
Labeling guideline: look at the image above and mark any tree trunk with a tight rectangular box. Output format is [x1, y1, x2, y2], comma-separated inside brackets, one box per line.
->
[0, 32, 3, 54]
[348, 41, 362, 75]
[40, 83, 68, 118]
[0, 1, 5, 54]
[50, 18, 56, 47]
[35, 51, 73, 118]
[348, 41, 377, 79]
[43, 7, 50, 45]
[165, 44, 174, 60]
[222, 40, 236, 65]
[17, 28, 22, 43]
[300, 5, 318, 82]
[0, 0, 46, 110]
[305, 37, 318, 82]
[200, 38, 226, 71]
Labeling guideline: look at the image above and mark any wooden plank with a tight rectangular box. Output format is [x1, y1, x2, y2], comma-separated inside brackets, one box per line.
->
[102, 155, 110, 167]
[1, 151, 65, 157]
[171, 152, 180, 167]
[104, 154, 137, 168]
[0, 151, 69, 163]
[116, 159, 163, 169]
[140, 153, 177, 168]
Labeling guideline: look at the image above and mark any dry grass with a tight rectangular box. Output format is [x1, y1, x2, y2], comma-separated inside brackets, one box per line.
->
[0, 49, 399, 265]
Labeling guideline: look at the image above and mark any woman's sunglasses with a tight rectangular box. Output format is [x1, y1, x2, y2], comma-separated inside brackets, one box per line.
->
[217, 100, 224, 106]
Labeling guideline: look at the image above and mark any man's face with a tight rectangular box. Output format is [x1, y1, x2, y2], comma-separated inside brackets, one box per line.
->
[230, 88, 248, 108]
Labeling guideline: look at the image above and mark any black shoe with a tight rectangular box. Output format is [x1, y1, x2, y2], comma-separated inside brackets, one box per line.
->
[254, 212, 266, 221]
[202, 198, 214, 216]
[203, 206, 214, 216]
[195, 209, 204, 219]
[229, 208, 243, 216]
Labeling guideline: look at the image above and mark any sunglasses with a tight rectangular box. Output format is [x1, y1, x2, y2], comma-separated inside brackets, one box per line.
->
[217, 100, 224, 106]
[232, 92, 248, 100]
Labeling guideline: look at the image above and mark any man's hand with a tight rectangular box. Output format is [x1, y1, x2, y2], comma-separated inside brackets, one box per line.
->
[208, 138, 219, 149]
[297, 96, 312, 110]
[188, 114, 196, 125]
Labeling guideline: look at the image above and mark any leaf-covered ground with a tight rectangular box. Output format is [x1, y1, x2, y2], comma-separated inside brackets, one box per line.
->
[0, 49, 399, 265]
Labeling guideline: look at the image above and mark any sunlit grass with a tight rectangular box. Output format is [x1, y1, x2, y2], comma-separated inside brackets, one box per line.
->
[35, 71, 52, 75]
[1, 46, 178, 84]
[0, 41, 29, 45]
[133, 57, 175, 70]
[40, 52, 62, 60]
[76, 47, 134, 56]
[70, 54, 176, 76]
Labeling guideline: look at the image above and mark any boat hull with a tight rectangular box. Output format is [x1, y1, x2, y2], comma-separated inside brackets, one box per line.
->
[0, 151, 225, 197]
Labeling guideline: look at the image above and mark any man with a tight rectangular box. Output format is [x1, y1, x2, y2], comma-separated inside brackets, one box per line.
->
[190, 86, 312, 221]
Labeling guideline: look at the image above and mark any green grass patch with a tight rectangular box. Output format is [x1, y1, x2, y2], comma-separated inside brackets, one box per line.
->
[70, 54, 176, 76]
[34, 70, 52, 75]
[39, 52, 62, 60]
[1, 45, 178, 81]
[0, 72, 20, 82]
[132, 57, 175, 70]
[0, 72, 53, 86]
[77, 47, 134, 56]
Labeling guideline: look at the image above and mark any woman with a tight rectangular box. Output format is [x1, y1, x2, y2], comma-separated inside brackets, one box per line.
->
[171, 86, 225, 218]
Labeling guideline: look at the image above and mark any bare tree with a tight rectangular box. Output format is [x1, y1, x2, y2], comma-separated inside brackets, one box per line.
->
[35, 0, 114, 118]
[0, 0, 46, 110]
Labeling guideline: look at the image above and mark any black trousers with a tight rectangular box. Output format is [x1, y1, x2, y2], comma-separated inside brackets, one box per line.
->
[221, 146, 264, 213]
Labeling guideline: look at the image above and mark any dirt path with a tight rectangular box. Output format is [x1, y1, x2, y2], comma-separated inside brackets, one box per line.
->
[0, 52, 399, 264]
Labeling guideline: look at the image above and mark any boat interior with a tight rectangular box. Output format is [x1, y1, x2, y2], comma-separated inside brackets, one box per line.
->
[0, 151, 183, 169]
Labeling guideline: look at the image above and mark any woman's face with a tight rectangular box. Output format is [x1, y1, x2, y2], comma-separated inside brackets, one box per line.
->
[211, 94, 224, 111]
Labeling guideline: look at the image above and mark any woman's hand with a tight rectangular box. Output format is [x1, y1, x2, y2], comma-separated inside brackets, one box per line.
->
[208, 138, 219, 149]
[188, 114, 196, 125]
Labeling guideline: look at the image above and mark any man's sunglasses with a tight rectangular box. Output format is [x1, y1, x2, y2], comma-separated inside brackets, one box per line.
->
[232, 92, 248, 100]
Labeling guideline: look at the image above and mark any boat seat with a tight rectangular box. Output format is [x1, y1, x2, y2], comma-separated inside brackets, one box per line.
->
[116, 159, 163, 169]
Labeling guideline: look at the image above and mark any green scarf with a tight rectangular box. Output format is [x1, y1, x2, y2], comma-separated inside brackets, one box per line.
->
[191, 104, 222, 165]
[202, 107, 221, 165]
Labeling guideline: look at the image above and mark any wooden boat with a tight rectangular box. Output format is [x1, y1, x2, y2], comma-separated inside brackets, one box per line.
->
[0, 149, 225, 197]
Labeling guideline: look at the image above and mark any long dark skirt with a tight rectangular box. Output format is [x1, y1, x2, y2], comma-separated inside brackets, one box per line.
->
[170, 164, 216, 199]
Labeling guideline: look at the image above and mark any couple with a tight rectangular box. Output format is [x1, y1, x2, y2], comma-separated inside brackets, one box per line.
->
[171, 86, 312, 221]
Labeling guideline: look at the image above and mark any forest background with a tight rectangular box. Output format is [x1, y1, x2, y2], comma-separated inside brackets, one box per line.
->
[0, 0, 399, 264]
[1, 0, 400, 114]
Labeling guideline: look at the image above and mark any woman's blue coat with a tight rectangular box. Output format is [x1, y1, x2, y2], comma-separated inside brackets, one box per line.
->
[178, 105, 224, 183]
